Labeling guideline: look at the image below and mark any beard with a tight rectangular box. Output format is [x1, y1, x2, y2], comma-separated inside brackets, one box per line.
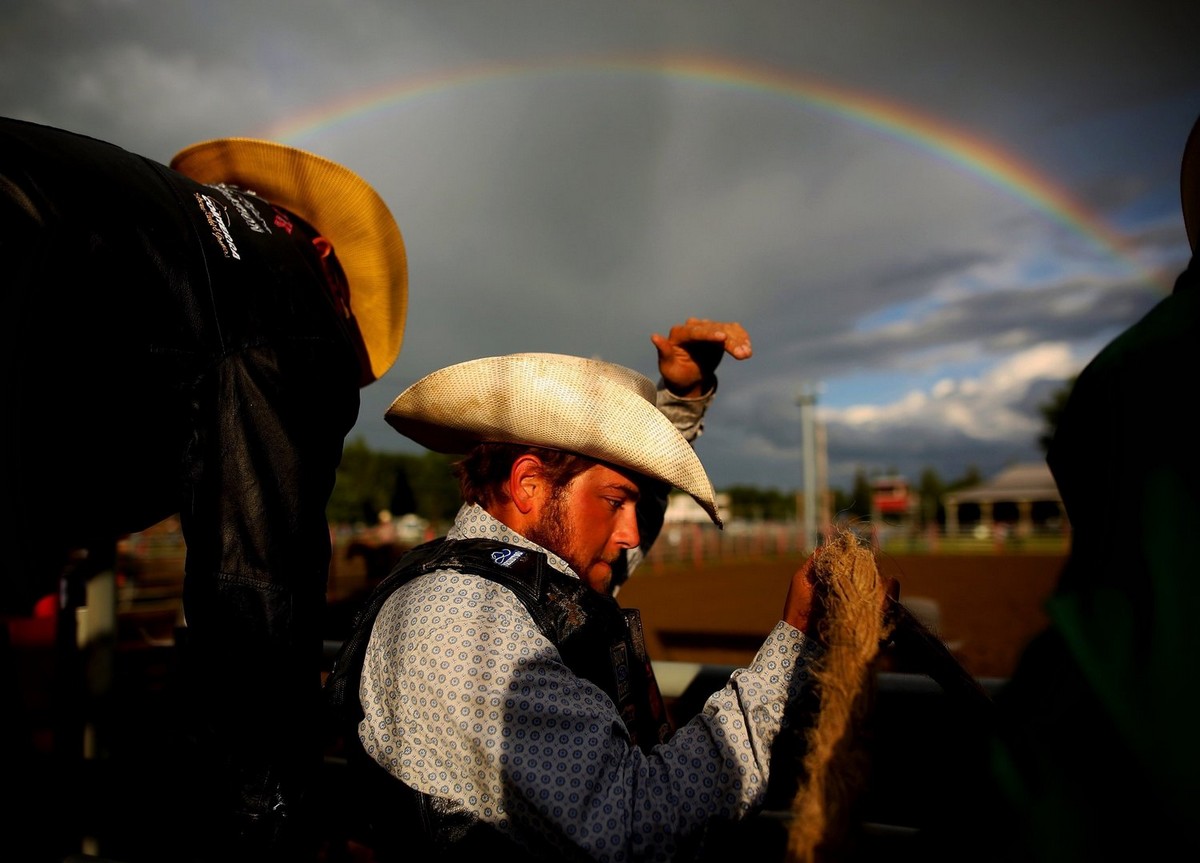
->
[522, 481, 617, 593]
[523, 485, 574, 570]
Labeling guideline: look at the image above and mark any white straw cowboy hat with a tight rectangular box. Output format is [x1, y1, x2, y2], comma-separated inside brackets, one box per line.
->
[1183, 113, 1200, 253]
[169, 138, 408, 382]
[385, 352, 723, 526]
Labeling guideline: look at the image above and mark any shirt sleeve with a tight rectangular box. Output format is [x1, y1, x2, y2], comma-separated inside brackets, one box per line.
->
[655, 378, 716, 444]
[358, 570, 820, 862]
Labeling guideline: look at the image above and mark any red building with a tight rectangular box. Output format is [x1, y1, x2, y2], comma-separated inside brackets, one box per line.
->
[871, 475, 918, 526]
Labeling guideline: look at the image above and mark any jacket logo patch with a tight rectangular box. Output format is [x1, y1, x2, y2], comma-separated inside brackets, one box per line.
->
[213, 183, 270, 234]
[491, 548, 525, 568]
[192, 192, 241, 260]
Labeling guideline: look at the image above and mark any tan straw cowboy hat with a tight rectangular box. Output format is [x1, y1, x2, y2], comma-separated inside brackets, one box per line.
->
[170, 138, 408, 382]
[1183, 113, 1200, 253]
[385, 352, 723, 526]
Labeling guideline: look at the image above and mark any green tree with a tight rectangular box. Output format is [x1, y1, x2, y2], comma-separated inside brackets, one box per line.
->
[946, 465, 983, 492]
[848, 467, 873, 519]
[327, 441, 460, 528]
[723, 485, 796, 521]
[1038, 376, 1076, 453]
[916, 466, 945, 528]
[830, 486, 853, 518]
[327, 438, 395, 525]
[401, 452, 462, 525]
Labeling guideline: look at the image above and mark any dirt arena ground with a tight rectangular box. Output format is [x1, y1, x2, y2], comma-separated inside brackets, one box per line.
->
[119, 517, 1067, 681]
[4, 541, 1066, 861]
[617, 551, 1067, 680]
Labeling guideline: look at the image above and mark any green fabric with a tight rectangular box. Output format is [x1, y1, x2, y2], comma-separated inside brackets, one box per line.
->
[1045, 264, 1200, 815]
[921, 259, 1200, 862]
[1008, 257, 1200, 855]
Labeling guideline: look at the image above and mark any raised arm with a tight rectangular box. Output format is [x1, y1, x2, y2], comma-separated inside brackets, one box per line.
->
[611, 318, 753, 592]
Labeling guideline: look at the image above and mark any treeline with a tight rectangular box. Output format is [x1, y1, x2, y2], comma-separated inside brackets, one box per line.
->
[327, 438, 462, 527]
[333, 378, 1072, 528]
[718, 378, 1071, 527]
[727, 464, 985, 527]
[330, 437, 988, 529]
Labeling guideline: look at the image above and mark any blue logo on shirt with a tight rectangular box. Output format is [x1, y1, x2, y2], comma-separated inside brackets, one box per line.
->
[491, 548, 525, 568]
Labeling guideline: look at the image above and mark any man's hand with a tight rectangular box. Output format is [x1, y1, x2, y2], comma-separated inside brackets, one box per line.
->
[782, 551, 822, 637]
[782, 546, 900, 642]
[651, 317, 752, 398]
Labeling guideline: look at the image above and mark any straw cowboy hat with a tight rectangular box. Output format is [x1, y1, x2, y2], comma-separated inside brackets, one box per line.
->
[1183, 113, 1200, 253]
[170, 138, 408, 382]
[385, 353, 723, 526]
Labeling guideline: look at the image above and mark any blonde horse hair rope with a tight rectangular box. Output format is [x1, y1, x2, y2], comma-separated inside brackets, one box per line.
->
[786, 528, 894, 863]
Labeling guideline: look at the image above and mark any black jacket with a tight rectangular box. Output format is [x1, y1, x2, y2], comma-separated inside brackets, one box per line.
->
[1, 116, 364, 858]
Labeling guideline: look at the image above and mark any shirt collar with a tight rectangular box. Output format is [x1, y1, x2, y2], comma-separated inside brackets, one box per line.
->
[446, 503, 578, 580]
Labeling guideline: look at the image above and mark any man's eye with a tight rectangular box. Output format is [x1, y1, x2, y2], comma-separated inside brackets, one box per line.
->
[605, 498, 624, 511]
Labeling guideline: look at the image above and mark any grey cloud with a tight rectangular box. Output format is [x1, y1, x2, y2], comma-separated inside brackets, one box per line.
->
[4, 0, 1199, 497]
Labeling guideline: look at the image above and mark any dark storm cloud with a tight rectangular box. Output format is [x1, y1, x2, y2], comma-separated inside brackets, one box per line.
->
[3, 0, 1199, 496]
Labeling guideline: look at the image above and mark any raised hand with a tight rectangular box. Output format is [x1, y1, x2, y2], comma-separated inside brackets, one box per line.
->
[651, 317, 752, 397]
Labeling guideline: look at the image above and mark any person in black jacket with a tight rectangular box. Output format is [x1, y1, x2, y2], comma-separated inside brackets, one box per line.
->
[0, 117, 407, 862]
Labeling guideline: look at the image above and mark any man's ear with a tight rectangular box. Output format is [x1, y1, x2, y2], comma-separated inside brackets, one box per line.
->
[311, 235, 335, 261]
[508, 454, 545, 516]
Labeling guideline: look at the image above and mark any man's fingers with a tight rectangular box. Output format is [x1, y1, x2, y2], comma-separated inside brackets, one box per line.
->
[665, 319, 753, 360]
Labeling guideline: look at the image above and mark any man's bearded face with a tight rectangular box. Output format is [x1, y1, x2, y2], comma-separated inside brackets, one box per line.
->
[524, 463, 642, 594]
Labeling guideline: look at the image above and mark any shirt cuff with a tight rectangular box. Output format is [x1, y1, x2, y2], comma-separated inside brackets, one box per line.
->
[749, 620, 825, 701]
[656, 377, 716, 443]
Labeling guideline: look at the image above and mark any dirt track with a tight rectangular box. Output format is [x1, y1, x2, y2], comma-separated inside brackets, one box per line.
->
[618, 552, 1066, 679]
[120, 517, 1067, 680]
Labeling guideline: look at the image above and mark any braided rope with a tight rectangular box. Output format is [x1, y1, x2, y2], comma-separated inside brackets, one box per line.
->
[786, 529, 893, 863]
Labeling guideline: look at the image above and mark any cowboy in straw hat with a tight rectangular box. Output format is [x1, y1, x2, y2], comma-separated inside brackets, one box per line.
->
[386, 352, 723, 520]
[0, 116, 405, 861]
[326, 319, 843, 860]
[386, 317, 751, 589]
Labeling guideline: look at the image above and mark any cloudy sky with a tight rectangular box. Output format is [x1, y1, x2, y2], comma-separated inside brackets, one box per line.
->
[4, 1, 1199, 493]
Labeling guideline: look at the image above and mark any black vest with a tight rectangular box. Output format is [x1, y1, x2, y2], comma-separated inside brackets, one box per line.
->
[324, 537, 673, 860]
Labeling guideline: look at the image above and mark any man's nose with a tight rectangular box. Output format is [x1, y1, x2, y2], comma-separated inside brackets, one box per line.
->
[614, 506, 640, 549]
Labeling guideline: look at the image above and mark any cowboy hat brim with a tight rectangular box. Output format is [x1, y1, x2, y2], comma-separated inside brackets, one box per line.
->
[170, 138, 408, 382]
[385, 353, 723, 526]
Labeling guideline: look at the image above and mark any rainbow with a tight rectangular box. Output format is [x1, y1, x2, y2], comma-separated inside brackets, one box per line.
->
[262, 53, 1164, 288]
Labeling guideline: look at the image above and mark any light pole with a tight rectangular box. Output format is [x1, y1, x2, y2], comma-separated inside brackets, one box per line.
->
[797, 383, 819, 552]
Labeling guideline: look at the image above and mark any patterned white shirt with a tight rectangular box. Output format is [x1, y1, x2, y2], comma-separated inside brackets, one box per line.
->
[358, 501, 821, 861]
